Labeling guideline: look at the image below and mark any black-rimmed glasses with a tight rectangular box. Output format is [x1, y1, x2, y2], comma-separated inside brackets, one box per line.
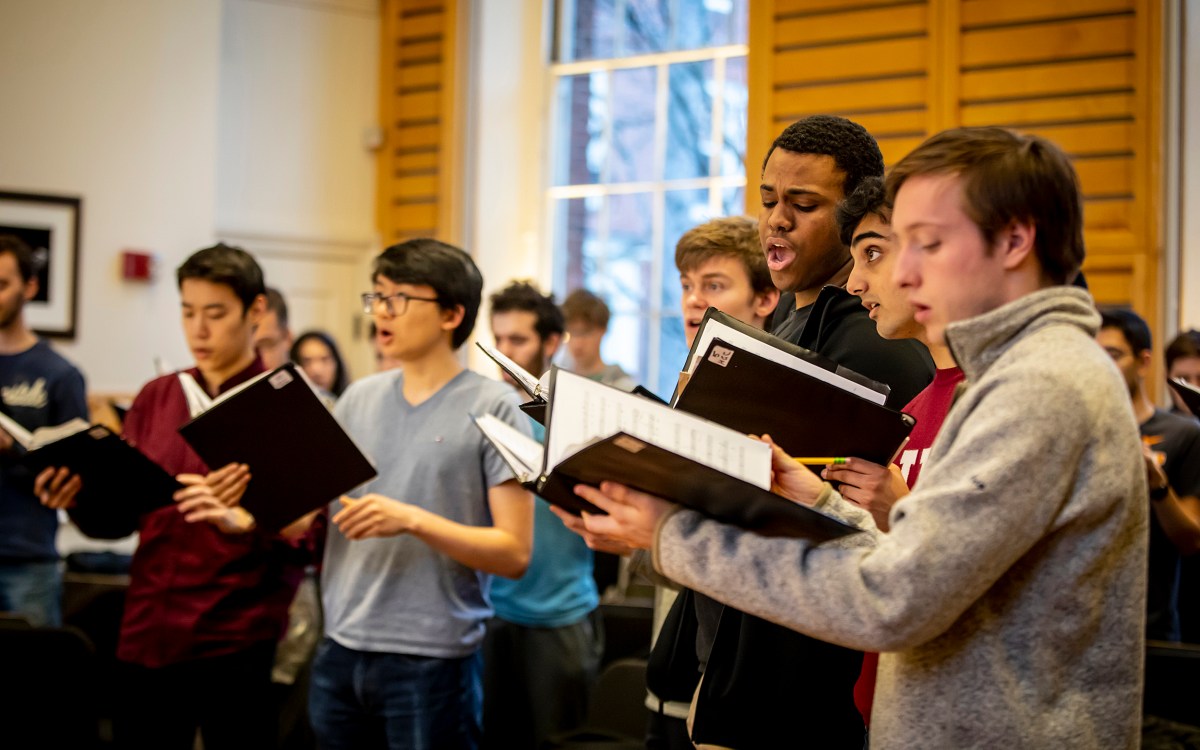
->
[361, 291, 440, 317]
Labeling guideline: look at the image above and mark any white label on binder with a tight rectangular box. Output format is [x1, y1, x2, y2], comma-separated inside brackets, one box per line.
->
[613, 435, 646, 454]
[708, 345, 734, 368]
[269, 370, 294, 389]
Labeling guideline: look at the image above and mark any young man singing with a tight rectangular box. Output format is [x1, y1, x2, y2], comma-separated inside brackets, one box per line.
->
[679, 116, 931, 748]
[573, 128, 1148, 749]
[39, 243, 305, 749]
[309, 239, 534, 750]
[483, 281, 601, 750]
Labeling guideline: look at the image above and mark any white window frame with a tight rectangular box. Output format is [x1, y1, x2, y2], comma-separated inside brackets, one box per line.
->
[544, 42, 749, 391]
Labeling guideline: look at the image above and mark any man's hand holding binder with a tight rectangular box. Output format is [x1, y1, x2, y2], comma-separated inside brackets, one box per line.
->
[566, 434, 835, 552]
[175, 472, 257, 534]
[35, 466, 81, 510]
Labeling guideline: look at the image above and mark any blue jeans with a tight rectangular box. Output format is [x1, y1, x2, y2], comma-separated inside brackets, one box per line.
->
[310, 637, 482, 750]
[0, 560, 62, 627]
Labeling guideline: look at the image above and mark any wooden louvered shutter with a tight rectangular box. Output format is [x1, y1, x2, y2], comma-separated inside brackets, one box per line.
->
[377, 0, 465, 245]
[749, 0, 1163, 335]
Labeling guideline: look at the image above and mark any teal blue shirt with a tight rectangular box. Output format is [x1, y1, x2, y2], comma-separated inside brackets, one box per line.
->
[490, 421, 599, 627]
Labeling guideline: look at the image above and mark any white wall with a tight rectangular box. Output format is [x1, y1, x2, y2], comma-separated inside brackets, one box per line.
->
[466, 0, 549, 288]
[0, 0, 380, 393]
[464, 0, 552, 371]
[216, 0, 380, 379]
[0, 0, 223, 392]
[1182, 0, 1200, 331]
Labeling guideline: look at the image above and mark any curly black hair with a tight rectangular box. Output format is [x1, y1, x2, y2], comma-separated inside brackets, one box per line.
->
[835, 175, 890, 248]
[489, 280, 564, 342]
[762, 115, 885, 197]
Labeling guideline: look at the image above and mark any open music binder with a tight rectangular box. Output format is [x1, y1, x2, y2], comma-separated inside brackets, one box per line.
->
[676, 336, 916, 466]
[0, 412, 178, 515]
[473, 368, 858, 541]
[1168, 378, 1200, 416]
[178, 363, 377, 531]
[476, 342, 666, 425]
[674, 308, 892, 406]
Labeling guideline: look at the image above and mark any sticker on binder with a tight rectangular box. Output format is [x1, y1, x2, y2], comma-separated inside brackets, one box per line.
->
[707, 345, 734, 368]
[269, 369, 294, 389]
[613, 435, 646, 454]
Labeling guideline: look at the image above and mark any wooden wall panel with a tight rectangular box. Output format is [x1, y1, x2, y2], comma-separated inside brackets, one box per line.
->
[377, 0, 464, 245]
[749, 0, 1163, 347]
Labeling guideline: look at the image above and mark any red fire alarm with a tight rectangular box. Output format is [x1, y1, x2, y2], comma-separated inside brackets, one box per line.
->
[121, 250, 156, 282]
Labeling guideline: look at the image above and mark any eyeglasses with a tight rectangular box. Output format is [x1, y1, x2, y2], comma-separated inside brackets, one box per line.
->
[361, 291, 440, 317]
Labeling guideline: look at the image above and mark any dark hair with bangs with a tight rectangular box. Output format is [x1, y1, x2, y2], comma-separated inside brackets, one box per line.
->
[373, 238, 483, 350]
[762, 115, 885, 198]
[1099, 307, 1152, 356]
[1166, 330, 1200, 371]
[885, 127, 1084, 285]
[176, 243, 266, 313]
[836, 176, 890, 248]
[290, 329, 350, 397]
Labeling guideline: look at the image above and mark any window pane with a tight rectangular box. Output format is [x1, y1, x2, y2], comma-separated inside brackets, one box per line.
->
[665, 61, 714, 181]
[556, 0, 616, 63]
[602, 192, 654, 383]
[609, 67, 657, 184]
[662, 188, 713, 315]
[553, 73, 607, 186]
[552, 195, 604, 294]
[605, 192, 654, 314]
[722, 186, 746, 218]
[720, 56, 748, 176]
[603, 312, 650, 385]
[674, 0, 749, 48]
[624, 0, 670, 55]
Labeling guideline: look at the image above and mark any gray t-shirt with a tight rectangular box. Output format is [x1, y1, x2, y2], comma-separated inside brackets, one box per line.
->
[322, 368, 530, 658]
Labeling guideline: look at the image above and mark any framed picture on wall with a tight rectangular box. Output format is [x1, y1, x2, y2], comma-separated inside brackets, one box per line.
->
[0, 191, 81, 339]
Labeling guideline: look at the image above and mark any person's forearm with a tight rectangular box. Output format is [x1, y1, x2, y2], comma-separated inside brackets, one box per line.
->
[407, 506, 530, 578]
[1150, 492, 1200, 556]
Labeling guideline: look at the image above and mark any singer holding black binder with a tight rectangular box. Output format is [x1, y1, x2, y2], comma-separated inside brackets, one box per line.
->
[36, 244, 308, 750]
[569, 128, 1149, 750]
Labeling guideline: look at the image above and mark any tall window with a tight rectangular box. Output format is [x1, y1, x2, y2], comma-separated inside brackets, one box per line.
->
[547, 0, 749, 398]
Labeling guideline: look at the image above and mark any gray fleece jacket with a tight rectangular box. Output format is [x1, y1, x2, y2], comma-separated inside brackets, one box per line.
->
[654, 287, 1148, 749]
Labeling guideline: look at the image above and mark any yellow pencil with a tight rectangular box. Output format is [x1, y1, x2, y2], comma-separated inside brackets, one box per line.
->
[793, 457, 848, 465]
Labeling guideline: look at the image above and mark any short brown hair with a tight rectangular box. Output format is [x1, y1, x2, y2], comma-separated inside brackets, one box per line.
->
[562, 288, 610, 330]
[1166, 330, 1200, 371]
[675, 216, 773, 294]
[885, 127, 1084, 285]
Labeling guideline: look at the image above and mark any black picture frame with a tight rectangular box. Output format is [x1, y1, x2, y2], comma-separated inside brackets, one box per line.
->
[0, 191, 82, 339]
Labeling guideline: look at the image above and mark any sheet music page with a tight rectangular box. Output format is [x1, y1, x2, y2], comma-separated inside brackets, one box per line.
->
[0, 411, 33, 449]
[473, 414, 543, 482]
[688, 316, 886, 405]
[547, 369, 771, 489]
[28, 419, 91, 450]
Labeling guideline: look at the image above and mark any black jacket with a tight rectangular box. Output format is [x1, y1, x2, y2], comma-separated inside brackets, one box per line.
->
[651, 285, 934, 749]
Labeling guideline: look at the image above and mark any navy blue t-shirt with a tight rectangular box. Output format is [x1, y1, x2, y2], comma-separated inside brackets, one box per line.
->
[1142, 409, 1200, 641]
[0, 340, 87, 562]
